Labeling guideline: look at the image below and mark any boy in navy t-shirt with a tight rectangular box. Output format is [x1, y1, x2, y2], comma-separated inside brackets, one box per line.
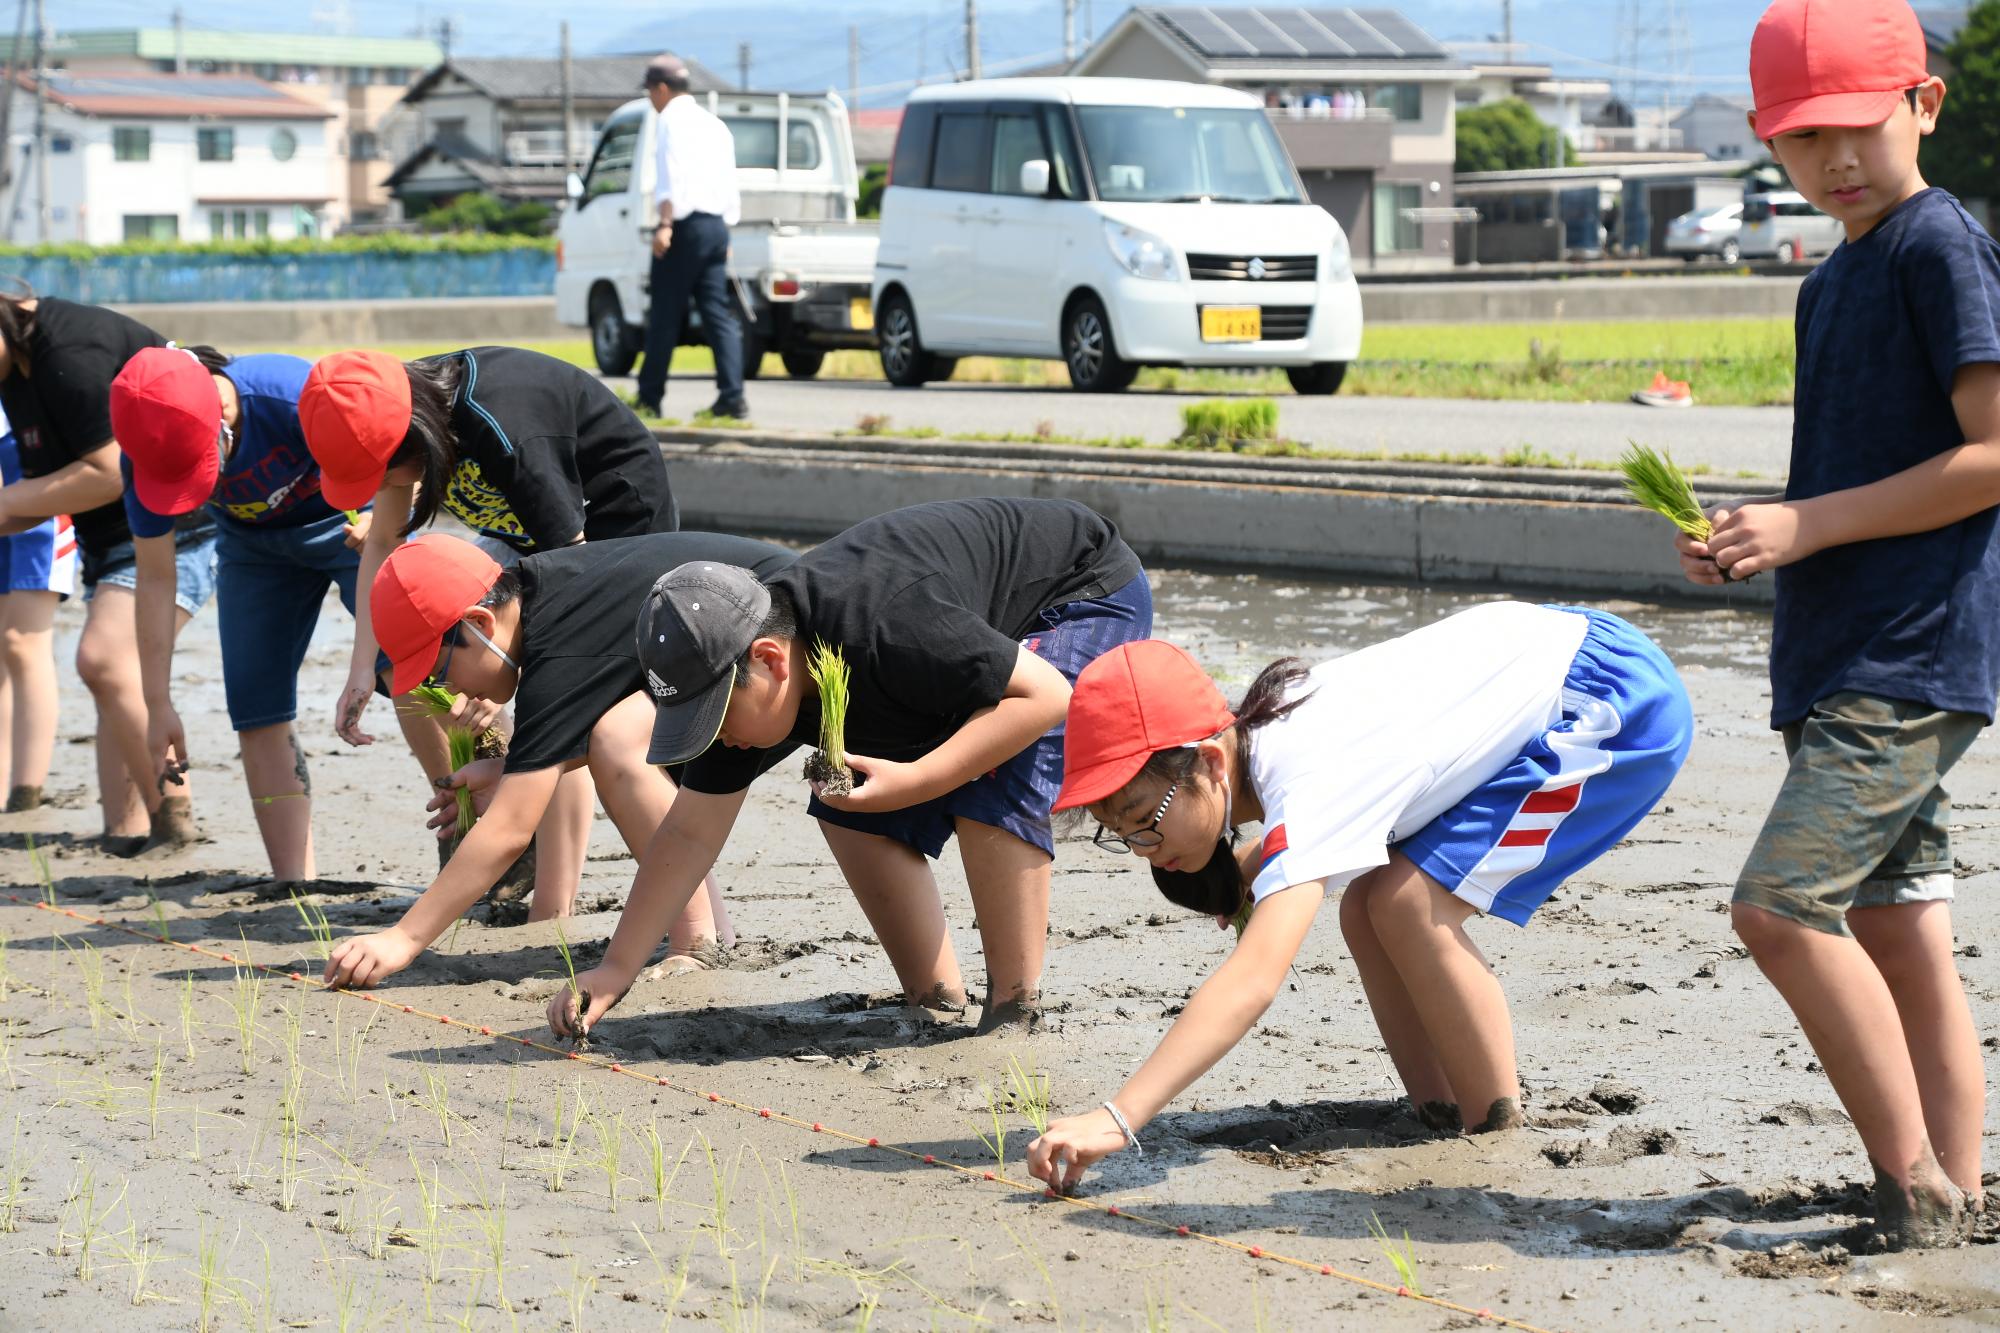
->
[1677, 0, 2000, 1248]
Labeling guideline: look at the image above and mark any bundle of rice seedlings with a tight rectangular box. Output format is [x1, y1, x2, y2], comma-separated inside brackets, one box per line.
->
[800, 639, 854, 796]
[407, 684, 477, 837]
[1619, 443, 1711, 541]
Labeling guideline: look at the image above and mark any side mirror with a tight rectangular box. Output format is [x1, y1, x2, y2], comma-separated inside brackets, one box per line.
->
[1019, 158, 1051, 197]
[566, 172, 585, 202]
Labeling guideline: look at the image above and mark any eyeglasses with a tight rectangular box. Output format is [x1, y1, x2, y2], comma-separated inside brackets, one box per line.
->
[1092, 779, 1179, 854]
[426, 618, 521, 690]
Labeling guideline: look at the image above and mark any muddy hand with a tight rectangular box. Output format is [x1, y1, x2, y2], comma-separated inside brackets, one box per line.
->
[1026, 1109, 1129, 1195]
[156, 758, 190, 795]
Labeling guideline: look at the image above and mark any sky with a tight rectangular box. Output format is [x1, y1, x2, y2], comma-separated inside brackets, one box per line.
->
[54, 0, 1767, 108]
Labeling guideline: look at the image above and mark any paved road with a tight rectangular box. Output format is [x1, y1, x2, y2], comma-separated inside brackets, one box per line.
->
[628, 372, 1795, 477]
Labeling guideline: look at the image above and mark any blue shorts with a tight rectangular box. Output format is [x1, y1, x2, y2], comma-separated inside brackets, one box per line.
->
[216, 513, 360, 731]
[84, 532, 219, 616]
[810, 573, 1155, 859]
[0, 432, 76, 598]
[1395, 608, 1693, 927]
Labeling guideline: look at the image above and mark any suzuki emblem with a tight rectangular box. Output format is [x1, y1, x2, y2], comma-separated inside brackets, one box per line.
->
[1247, 257, 1267, 280]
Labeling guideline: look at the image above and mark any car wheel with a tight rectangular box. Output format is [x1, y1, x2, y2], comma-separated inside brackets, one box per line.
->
[1063, 296, 1137, 393]
[877, 292, 936, 388]
[589, 288, 640, 377]
[780, 349, 827, 379]
[1285, 362, 1347, 396]
[1719, 239, 1740, 265]
[1776, 240, 1797, 264]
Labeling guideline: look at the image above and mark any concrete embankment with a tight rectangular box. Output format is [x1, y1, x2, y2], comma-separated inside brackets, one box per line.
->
[115, 274, 1803, 347]
[660, 428, 1772, 604]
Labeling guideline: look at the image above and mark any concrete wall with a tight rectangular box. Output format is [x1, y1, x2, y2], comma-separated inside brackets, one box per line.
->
[105, 295, 570, 347]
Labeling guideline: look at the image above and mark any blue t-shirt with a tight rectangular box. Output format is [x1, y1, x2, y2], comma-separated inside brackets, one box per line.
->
[1771, 188, 2000, 727]
[122, 354, 340, 538]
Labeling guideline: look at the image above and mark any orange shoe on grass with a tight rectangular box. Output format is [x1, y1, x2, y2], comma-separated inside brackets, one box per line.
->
[1631, 371, 1694, 408]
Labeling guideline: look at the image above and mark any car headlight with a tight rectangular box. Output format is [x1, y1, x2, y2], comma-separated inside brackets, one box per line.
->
[1326, 224, 1352, 280]
[1103, 220, 1180, 281]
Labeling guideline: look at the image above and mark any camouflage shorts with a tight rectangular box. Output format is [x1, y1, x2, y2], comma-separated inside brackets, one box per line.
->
[1734, 692, 1985, 936]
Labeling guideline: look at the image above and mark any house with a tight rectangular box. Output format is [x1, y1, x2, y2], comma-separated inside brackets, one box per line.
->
[1449, 43, 1610, 162]
[382, 55, 728, 217]
[1917, 7, 1968, 71]
[4, 73, 334, 245]
[1068, 5, 1472, 271]
[1670, 93, 1755, 163]
[48, 27, 440, 228]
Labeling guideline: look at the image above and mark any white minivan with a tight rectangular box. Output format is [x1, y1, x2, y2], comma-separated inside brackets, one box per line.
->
[872, 77, 1362, 394]
[1739, 190, 1844, 263]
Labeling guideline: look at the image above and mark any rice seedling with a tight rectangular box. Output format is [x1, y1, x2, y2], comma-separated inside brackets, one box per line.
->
[408, 1153, 449, 1282]
[417, 1057, 456, 1147]
[801, 640, 855, 795]
[499, 1064, 519, 1170]
[146, 891, 172, 942]
[588, 1107, 625, 1207]
[116, 1229, 163, 1306]
[26, 832, 55, 906]
[0, 926, 11, 1001]
[0, 1117, 29, 1233]
[552, 918, 587, 1046]
[1143, 1281, 1174, 1331]
[226, 962, 265, 1077]
[1003, 1053, 1051, 1136]
[853, 1295, 881, 1331]
[334, 1004, 378, 1104]
[1368, 1212, 1424, 1296]
[973, 1086, 1007, 1174]
[408, 684, 478, 836]
[64, 937, 109, 1030]
[277, 1072, 307, 1211]
[560, 1256, 596, 1331]
[631, 1224, 695, 1322]
[178, 972, 198, 1061]
[146, 1040, 166, 1138]
[331, 1264, 378, 1333]
[542, 1081, 585, 1193]
[461, 1170, 512, 1313]
[195, 1220, 237, 1333]
[1619, 443, 1712, 541]
[63, 1163, 128, 1282]
[642, 1118, 694, 1228]
[239, 1233, 275, 1332]
[291, 889, 336, 962]
[118, 965, 143, 1039]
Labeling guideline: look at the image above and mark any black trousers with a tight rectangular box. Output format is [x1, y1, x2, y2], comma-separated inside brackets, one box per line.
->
[636, 211, 744, 408]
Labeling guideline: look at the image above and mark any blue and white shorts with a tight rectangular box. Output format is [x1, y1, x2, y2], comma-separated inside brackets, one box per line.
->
[1395, 609, 1693, 926]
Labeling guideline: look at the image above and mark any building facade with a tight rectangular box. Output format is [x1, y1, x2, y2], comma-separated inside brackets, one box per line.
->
[5, 74, 333, 245]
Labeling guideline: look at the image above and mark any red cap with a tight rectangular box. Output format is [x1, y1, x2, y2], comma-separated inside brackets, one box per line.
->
[370, 534, 502, 695]
[1052, 640, 1235, 812]
[109, 348, 223, 517]
[300, 350, 412, 509]
[1750, 0, 1929, 141]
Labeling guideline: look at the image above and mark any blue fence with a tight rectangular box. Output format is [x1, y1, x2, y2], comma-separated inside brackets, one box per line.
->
[1, 250, 556, 303]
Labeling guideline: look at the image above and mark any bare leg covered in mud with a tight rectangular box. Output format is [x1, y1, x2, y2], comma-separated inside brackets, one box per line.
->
[818, 821, 969, 1014]
[1342, 853, 1525, 1134]
[955, 817, 1051, 1034]
[1733, 899, 1980, 1248]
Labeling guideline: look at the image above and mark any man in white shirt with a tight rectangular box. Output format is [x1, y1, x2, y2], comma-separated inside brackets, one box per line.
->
[635, 54, 748, 420]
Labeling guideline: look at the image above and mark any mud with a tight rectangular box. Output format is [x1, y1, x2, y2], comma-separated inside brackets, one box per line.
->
[0, 564, 1995, 1329]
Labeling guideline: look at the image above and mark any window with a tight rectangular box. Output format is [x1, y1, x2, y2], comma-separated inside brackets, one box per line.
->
[1373, 181, 1423, 252]
[50, 134, 73, 154]
[350, 130, 379, 161]
[209, 208, 270, 239]
[720, 118, 824, 171]
[114, 127, 150, 161]
[253, 62, 279, 80]
[581, 110, 643, 202]
[384, 67, 411, 86]
[198, 128, 235, 162]
[1038, 105, 1082, 199]
[988, 112, 1044, 196]
[888, 103, 937, 189]
[928, 111, 990, 194]
[1368, 83, 1423, 122]
[433, 117, 467, 144]
[293, 205, 319, 239]
[270, 128, 297, 162]
[1076, 105, 1303, 203]
[122, 214, 179, 242]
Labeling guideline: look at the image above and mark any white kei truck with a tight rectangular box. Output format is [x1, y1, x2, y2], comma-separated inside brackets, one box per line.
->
[555, 91, 878, 380]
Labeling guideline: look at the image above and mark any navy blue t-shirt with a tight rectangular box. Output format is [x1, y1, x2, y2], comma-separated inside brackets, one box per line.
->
[1771, 189, 2000, 727]
[122, 354, 340, 538]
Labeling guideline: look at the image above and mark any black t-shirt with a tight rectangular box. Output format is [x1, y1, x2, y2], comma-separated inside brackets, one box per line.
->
[506, 531, 797, 773]
[428, 346, 678, 552]
[0, 298, 165, 557]
[683, 497, 1142, 794]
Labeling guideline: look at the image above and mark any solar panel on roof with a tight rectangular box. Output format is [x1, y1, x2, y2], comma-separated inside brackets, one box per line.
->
[1317, 10, 1398, 57]
[1146, 5, 1447, 61]
[1239, 8, 1308, 54]
[1269, 9, 1357, 56]
[1356, 9, 1448, 58]
[1154, 8, 1259, 56]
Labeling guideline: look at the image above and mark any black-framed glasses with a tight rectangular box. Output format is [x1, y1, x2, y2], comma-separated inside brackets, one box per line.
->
[1093, 779, 1179, 854]
[425, 624, 467, 690]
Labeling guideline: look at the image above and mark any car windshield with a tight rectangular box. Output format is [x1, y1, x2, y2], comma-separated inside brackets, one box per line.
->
[1074, 105, 1304, 204]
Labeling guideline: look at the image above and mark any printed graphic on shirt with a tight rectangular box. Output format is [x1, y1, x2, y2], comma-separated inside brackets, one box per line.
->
[1258, 824, 1288, 876]
[440, 458, 527, 542]
[214, 454, 324, 523]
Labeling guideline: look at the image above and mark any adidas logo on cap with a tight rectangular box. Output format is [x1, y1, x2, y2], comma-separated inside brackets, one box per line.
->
[647, 669, 678, 699]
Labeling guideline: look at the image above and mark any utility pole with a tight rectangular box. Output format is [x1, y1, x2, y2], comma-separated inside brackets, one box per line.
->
[559, 21, 574, 186]
[30, 0, 45, 243]
[1501, 0, 1512, 58]
[847, 24, 859, 106]
[0, 0, 26, 221]
[965, 0, 980, 79]
[172, 8, 186, 73]
[435, 17, 455, 62]
[737, 41, 750, 92]
[1063, 0, 1076, 62]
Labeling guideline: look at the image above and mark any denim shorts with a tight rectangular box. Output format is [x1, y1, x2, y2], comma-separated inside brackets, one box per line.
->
[84, 531, 219, 616]
[215, 513, 361, 731]
[1734, 692, 1984, 936]
[810, 573, 1155, 858]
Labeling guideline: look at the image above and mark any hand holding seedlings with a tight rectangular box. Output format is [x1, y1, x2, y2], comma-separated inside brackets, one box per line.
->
[807, 752, 928, 812]
[1025, 1107, 1132, 1195]
[340, 509, 370, 549]
[1620, 442, 1761, 585]
[547, 966, 631, 1041]
[425, 759, 503, 836]
[323, 926, 422, 989]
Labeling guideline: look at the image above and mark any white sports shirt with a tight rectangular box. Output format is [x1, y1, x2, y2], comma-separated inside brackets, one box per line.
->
[1247, 602, 1589, 902]
[653, 95, 742, 225]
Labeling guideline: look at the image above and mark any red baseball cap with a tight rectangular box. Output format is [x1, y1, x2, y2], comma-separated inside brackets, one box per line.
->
[109, 347, 223, 517]
[300, 350, 413, 510]
[1052, 640, 1236, 812]
[1750, 0, 1929, 141]
[370, 534, 503, 696]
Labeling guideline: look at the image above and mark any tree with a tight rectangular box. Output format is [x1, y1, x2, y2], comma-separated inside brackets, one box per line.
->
[1927, 0, 2000, 212]
[1454, 98, 1580, 174]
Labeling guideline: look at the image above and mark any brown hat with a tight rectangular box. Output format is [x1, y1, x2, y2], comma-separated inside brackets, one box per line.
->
[642, 54, 691, 92]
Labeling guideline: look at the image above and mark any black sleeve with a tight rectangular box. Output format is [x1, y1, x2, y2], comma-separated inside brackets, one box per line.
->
[503, 655, 631, 773]
[506, 435, 589, 548]
[680, 738, 804, 794]
[870, 577, 1019, 720]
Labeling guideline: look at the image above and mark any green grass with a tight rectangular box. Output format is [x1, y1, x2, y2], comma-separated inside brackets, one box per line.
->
[250, 313, 1795, 408]
[1176, 397, 1280, 449]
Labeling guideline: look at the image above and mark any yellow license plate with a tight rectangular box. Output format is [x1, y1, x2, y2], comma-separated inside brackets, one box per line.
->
[1200, 305, 1260, 342]
[849, 296, 874, 331]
